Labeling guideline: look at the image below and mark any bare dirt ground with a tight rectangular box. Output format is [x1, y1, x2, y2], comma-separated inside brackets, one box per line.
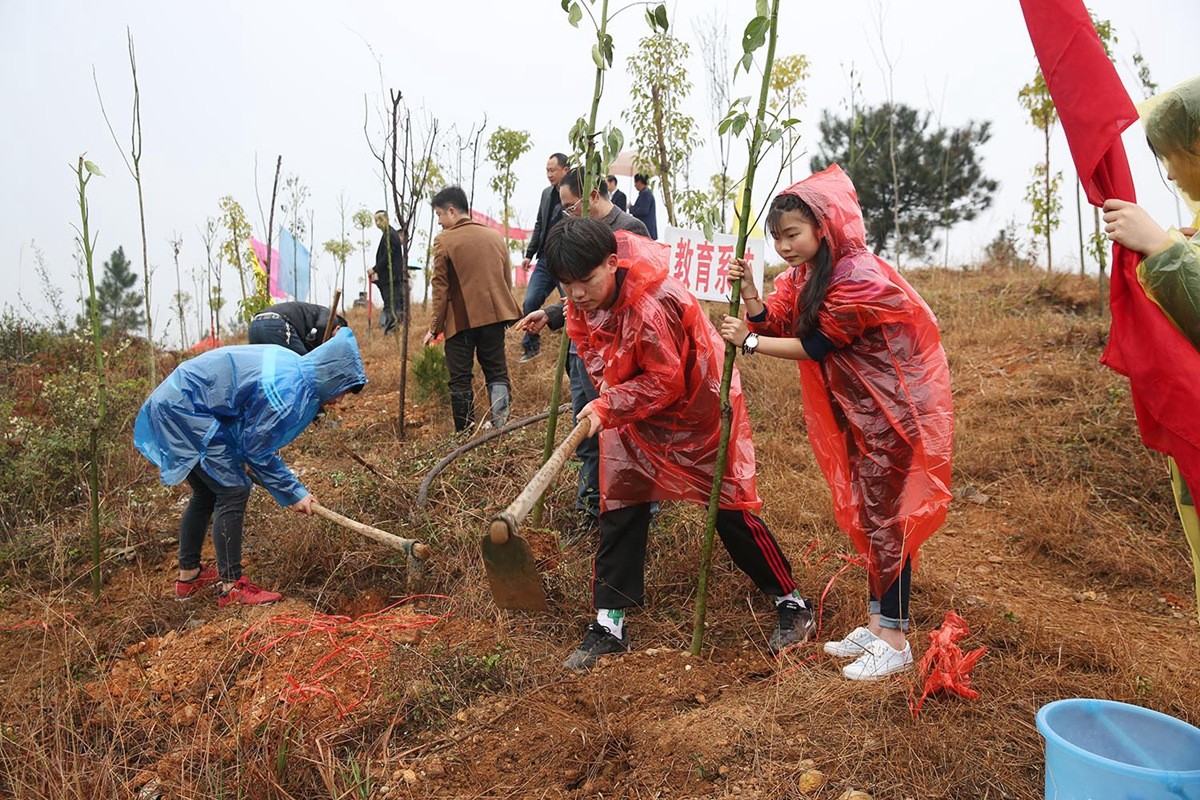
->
[1, 267, 1196, 799]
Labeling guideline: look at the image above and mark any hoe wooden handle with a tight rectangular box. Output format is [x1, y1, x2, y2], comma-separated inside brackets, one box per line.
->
[312, 503, 432, 560]
[489, 420, 592, 545]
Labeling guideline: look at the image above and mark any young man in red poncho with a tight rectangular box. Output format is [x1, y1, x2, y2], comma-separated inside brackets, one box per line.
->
[542, 215, 814, 671]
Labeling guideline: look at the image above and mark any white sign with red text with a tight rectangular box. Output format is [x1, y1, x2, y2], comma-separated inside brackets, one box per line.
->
[663, 226, 767, 303]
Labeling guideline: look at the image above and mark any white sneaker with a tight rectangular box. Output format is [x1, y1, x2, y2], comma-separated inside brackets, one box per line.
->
[823, 626, 880, 658]
[841, 638, 913, 681]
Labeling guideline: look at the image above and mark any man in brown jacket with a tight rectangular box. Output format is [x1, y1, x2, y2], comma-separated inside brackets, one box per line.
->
[425, 186, 522, 431]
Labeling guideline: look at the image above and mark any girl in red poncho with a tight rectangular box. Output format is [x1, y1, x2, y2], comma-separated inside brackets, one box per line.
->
[720, 165, 954, 681]
[543, 216, 816, 672]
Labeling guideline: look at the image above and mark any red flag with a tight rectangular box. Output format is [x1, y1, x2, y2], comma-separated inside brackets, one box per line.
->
[1020, 0, 1200, 495]
[470, 210, 533, 241]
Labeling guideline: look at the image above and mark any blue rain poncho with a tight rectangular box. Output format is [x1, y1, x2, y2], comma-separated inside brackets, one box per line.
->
[134, 328, 367, 506]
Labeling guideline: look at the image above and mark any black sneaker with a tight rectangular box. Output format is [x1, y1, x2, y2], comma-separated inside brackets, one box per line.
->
[564, 623, 628, 671]
[519, 346, 541, 363]
[769, 598, 815, 654]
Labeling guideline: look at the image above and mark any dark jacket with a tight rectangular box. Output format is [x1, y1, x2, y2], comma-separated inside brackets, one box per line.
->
[611, 188, 628, 212]
[602, 205, 649, 238]
[374, 227, 406, 286]
[524, 183, 563, 261]
[253, 302, 344, 354]
[630, 187, 657, 240]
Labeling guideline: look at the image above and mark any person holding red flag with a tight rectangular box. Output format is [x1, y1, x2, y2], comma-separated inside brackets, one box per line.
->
[1019, 0, 1200, 621]
[1102, 75, 1200, 618]
[720, 165, 954, 681]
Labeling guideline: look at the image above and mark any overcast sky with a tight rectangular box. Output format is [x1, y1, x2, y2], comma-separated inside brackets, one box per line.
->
[1, 0, 1195, 344]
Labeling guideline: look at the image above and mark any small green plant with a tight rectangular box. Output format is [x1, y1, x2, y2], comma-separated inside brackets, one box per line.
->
[410, 345, 450, 404]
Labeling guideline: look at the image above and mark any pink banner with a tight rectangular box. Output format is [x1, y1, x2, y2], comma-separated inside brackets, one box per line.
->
[471, 210, 532, 241]
[249, 237, 287, 300]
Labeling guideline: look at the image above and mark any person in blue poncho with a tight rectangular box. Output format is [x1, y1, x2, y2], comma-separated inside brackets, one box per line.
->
[134, 327, 368, 606]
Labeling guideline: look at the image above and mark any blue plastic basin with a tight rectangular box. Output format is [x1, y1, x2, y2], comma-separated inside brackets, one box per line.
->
[1037, 699, 1200, 799]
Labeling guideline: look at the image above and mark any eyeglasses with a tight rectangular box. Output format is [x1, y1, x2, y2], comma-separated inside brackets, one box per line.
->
[562, 197, 583, 216]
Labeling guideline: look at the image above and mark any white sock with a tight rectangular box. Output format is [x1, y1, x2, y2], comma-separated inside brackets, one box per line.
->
[597, 608, 625, 638]
[774, 590, 806, 608]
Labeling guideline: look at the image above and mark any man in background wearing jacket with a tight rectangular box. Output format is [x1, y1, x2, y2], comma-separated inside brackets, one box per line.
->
[371, 210, 410, 334]
[518, 152, 569, 362]
[426, 186, 522, 431]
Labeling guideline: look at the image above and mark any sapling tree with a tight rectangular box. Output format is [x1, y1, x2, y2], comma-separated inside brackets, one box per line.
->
[323, 193, 356, 303]
[624, 28, 701, 227]
[414, 157, 446, 305]
[72, 155, 106, 599]
[448, 118, 489, 210]
[200, 218, 224, 337]
[693, 0, 800, 656]
[169, 233, 188, 347]
[535, 0, 667, 523]
[280, 173, 310, 300]
[94, 28, 155, 382]
[694, 9, 734, 230]
[218, 195, 261, 323]
[255, 155, 284, 308]
[352, 207, 375, 331]
[1018, 70, 1061, 270]
[365, 84, 440, 438]
[486, 127, 534, 251]
[770, 54, 810, 184]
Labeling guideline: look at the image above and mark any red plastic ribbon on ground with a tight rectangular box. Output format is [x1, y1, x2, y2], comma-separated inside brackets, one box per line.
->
[910, 610, 987, 716]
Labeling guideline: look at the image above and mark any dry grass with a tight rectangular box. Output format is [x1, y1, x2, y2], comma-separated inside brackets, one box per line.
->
[0, 270, 1197, 799]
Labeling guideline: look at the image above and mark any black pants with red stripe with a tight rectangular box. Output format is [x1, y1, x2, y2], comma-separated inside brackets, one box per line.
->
[594, 503, 797, 609]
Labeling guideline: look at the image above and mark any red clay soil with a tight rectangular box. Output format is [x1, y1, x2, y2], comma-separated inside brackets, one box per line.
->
[0, 268, 1197, 799]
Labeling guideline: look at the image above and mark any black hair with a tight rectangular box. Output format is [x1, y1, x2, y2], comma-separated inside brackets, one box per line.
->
[605, 174, 618, 183]
[431, 185, 470, 213]
[543, 216, 617, 283]
[374, 209, 387, 216]
[766, 194, 834, 341]
[634, 173, 649, 185]
[335, 315, 349, 328]
[560, 167, 609, 200]
[550, 152, 570, 168]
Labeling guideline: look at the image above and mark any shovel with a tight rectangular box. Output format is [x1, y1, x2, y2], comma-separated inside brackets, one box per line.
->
[312, 502, 432, 561]
[483, 420, 592, 611]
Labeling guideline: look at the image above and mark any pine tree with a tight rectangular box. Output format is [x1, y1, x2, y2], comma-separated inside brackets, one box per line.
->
[78, 246, 144, 335]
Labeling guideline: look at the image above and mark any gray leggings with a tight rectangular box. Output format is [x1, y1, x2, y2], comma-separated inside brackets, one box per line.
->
[179, 466, 251, 583]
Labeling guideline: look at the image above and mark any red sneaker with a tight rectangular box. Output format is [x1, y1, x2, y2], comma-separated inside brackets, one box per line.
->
[174, 565, 220, 601]
[218, 577, 282, 608]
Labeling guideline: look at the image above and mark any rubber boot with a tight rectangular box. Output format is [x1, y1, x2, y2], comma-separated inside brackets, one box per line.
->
[488, 382, 511, 428]
[450, 391, 475, 432]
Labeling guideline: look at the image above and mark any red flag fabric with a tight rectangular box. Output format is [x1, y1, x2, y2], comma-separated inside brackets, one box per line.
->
[470, 210, 532, 242]
[1020, 0, 1200, 496]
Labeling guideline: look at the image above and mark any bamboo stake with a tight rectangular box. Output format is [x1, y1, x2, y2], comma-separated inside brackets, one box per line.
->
[692, 0, 783, 656]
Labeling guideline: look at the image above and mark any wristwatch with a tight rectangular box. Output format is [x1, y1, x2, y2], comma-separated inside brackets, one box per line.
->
[741, 333, 759, 356]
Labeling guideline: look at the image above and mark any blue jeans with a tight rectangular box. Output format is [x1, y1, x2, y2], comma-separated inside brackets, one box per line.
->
[568, 350, 600, 519]
[248, 317, 306, 356]
[521, 260, 561, 353]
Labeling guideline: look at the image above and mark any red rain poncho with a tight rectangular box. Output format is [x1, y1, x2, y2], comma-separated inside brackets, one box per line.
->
[566, 232, 762, 513]
[748, 165, 953, 598]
